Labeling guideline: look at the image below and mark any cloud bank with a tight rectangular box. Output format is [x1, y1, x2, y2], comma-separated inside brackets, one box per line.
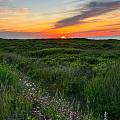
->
[55, 1, 120, 28]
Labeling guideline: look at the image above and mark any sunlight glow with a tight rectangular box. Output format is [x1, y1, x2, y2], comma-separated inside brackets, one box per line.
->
[60, 36, 66, 39]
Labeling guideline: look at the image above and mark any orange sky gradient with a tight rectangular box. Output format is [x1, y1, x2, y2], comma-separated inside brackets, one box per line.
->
[0, 0, 120, 39]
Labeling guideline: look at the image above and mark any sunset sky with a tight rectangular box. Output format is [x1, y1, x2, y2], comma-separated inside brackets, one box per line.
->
[0, 0, 120, 39]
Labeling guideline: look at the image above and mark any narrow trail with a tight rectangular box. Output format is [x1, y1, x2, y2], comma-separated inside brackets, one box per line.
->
[8, 74, 90, 120]
[9, 76, 50, 120]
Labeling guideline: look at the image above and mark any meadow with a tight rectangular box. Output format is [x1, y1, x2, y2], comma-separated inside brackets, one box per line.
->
[0, 38, 120, 120]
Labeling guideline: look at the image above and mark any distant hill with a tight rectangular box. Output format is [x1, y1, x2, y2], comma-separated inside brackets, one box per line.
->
[0, 37, 120, 41]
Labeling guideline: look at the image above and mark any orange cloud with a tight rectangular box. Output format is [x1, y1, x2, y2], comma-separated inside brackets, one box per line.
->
[0, 8, 29, 15]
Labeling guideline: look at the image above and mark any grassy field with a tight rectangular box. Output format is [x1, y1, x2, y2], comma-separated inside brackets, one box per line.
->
[0, 38, 120, 120]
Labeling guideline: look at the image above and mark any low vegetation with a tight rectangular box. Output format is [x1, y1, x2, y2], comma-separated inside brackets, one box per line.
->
[0, 38, 120, 120]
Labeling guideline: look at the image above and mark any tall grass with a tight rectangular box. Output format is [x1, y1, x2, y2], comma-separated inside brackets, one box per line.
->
[86, 60, 120, 119]
[0, 64, 32, 120]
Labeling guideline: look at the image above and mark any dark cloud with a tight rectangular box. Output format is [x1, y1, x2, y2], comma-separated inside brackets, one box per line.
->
[55, 1, 120, 28]
[0, 31, 44, 39]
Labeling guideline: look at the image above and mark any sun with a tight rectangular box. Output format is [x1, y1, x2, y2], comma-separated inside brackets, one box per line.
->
[60, 36, 66, 39]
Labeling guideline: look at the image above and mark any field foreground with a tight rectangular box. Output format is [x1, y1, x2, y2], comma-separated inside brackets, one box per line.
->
[0, 38, 120, 120]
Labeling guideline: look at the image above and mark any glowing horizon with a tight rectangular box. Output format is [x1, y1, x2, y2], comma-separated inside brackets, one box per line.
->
[0, 0, 120, 39]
